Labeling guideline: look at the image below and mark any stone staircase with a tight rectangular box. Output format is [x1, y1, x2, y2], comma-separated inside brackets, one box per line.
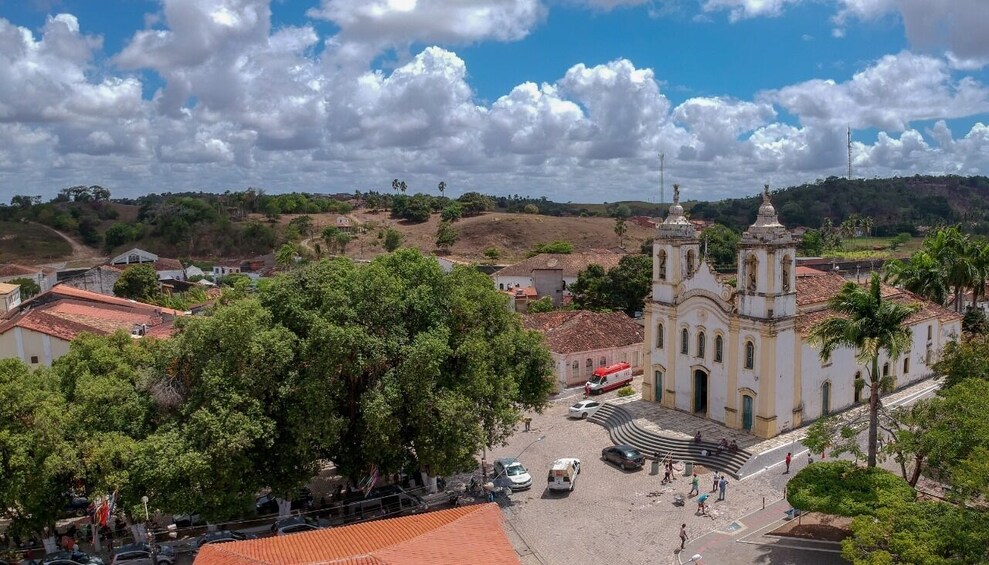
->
[588, 403, 753, 479]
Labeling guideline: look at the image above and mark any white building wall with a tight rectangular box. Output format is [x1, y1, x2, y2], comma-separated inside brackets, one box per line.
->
[495, 275, 533, 291]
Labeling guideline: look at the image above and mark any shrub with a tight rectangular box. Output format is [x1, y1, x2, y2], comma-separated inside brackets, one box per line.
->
[617, 386, 635, 397]
[786, 461, 915, 517]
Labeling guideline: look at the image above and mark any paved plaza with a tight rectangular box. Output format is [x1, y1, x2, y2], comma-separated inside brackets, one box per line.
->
[492, 374, 944, 564]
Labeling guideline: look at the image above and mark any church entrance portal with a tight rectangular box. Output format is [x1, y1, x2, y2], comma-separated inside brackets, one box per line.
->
[693, 370, 708, 415]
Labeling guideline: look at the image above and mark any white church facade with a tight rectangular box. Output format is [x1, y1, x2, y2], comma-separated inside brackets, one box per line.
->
[643, 186, 961, 439]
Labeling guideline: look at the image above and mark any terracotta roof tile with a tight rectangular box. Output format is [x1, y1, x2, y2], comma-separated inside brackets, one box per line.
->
[194, 504, 517, 565]
[796, 288, 962, 335]
[522, 311, 644, 354]
[0, 264, 41, 277]
[153, 258, 184, 271]
[0, 285, 183, 342]
[495, 251, 624, 278]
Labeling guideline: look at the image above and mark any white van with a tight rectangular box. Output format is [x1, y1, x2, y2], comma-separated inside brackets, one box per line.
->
[547, 458, 581, 491]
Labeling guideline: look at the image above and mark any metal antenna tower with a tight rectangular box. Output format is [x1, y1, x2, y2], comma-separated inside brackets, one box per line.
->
[847, 126, 852, 180]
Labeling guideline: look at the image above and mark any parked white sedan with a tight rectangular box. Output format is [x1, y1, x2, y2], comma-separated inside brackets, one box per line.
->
[568, 400, 602, 419]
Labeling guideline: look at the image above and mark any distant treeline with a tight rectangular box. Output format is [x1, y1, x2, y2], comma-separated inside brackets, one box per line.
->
[5, 175, 989, 258]
[688, 175, 989, 235]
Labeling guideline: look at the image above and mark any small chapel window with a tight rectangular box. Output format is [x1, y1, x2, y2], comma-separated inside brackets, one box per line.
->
[658, 250, 667, 280]
[781, 256, 791, 292]
[681, 329, 689, 355]
[744, 341, 755, 370]
[697, 332, 706, 359]
[714, 335, 723, 363]
[656, 324, 664, 349]
[686, 250, 696, 275]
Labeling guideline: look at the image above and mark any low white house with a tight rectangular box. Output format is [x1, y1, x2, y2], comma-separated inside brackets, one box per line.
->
[522, 311, 645, 390]
[493, 251, 624, 297]
[0, 283, 21, 314]
[110, 248, 185, 281]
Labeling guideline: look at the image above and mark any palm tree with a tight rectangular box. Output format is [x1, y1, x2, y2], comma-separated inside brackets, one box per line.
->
[809, 273, 920, 467]
[884, 251, 950, 306]
[438, 181, 446, 197]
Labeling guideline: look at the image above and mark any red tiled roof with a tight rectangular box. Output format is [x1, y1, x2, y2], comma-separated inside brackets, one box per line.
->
[522, 311, 644, 354]
[0, 285, 183, 342]
[796, 281, 962, 335]
[0, 264, 41, 277]
[154, 258, 184, 271]
[495, 251, 624, 278]
[194, 504, 518, 565]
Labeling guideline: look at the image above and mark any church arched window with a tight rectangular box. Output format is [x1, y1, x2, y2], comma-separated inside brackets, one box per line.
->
[658, 250, 667, 280]
[714, 335, 723, 363]
[656, 323, 664, 349]
[697, 332, 706, 358]
[744, 340, 755, 369]
[686, 250, 696, 275]
[746, 254, 758, 292]
[681, 329, 689, 355]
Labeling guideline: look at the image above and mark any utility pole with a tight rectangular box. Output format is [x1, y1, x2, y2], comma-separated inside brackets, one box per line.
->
[847, 126, 852, 180]
[660, 153, 665, 204]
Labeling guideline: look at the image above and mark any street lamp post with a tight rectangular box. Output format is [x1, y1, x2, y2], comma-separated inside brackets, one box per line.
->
[141, 496, 158, 565]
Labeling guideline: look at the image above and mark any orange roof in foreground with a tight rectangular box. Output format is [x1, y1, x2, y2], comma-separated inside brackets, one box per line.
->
[194, 504, 519, 565]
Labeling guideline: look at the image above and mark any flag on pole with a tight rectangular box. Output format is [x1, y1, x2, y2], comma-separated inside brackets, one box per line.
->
[359, 464, 379, 497]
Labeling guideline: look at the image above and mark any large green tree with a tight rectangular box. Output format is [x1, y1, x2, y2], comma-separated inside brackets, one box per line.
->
[570, 255, 652, 316]
[259, 250, 554, 480]
[8, 277, 40, 299]
[701, 224, 741, 271]
[113, 264, 161, 301]
[809, 273, 920, 467]
[0, 360, 75, 541]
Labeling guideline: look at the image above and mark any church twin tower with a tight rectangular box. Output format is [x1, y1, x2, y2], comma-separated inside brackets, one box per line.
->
[644, 184, 797, 438]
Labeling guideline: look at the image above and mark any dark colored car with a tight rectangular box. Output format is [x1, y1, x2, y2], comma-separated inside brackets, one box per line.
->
[255, 488, 314, 516]
[601, 445, 645, 470]
[110, 543, 174, 565]
[195, 530, 258, 548]
[43, 550, 105, 565]
[61, 493, 90, 517]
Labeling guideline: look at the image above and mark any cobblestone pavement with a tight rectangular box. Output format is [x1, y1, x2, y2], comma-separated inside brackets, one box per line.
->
[489, 377, 790, 565]
[495, 374, 943, 564]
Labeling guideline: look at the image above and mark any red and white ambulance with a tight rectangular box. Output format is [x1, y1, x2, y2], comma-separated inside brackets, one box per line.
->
[584, 362, 633, 395]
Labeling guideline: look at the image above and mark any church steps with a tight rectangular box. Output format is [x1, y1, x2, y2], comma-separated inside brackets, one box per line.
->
[589, 403, 753, 479]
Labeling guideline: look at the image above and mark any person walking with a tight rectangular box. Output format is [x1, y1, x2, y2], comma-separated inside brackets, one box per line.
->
[523, 417, 531, 432]
[718, 476, 728, 501]
[679, 524, 688, 550]
[711, 473, 719, 493]
[785, 452, 792, 474]
[688, 473, 699, 497]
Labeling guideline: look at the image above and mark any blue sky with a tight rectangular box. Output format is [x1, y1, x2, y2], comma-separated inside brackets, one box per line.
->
[0, 0, 987, 202]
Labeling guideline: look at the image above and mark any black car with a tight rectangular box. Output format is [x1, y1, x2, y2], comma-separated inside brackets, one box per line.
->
[256, 488, 314, 516]
[195, 530, 258, 548]
[42, 550, 105, 565]
[601, 445, 646, 470]
[61, 493, 90, 517]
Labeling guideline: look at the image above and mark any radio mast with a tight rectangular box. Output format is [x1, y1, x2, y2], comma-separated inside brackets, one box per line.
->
[847, 126, 852, 180]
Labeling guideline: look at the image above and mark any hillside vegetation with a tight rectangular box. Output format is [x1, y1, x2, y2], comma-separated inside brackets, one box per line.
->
[3, 175, 988, 264]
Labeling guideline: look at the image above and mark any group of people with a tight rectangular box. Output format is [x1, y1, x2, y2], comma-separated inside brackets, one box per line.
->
[693, 432, 739, 455]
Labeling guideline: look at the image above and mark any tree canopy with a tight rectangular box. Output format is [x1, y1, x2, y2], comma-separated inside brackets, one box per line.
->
[570, 254, 651, 316]
[113, 264, 161, 302]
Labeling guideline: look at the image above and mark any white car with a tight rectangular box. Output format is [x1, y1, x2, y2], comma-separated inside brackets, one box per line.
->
[569, 400, 602, 419]
[494, 458, 533, 490]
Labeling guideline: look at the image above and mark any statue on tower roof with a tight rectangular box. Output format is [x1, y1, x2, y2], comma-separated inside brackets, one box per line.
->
[763, 184, 770, 203]
[673, 183, 681, 204]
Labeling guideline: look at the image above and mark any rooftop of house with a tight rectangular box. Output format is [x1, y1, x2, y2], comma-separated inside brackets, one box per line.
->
[795, 268, 961, 335]
[0, 263, 41, 277]
[0, 285, 183, 342]
[494, 250, 624, 279]
[193, 503, 517, 565]
[522, 310, 644, 354]
[0, 282, 20, 295]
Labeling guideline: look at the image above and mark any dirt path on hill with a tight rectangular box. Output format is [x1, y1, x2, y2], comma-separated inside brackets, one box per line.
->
[29, 222, 104, 261]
